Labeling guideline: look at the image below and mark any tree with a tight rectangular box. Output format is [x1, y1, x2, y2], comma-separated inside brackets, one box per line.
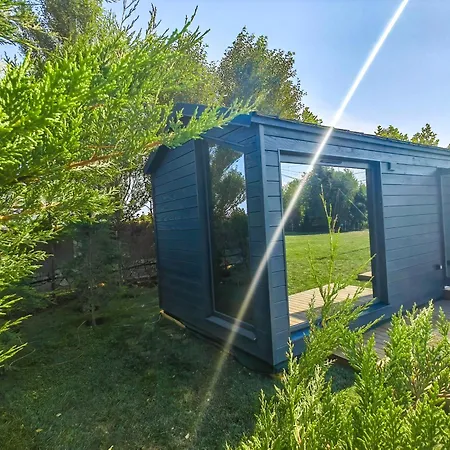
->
[66, 221, 120, 326]
[411, 123, 440, 146]
[215, 27, 322, 235]
[209, 146, 246, 219]
[374, 124, 409, 141]
[283, 167, 365, 233]
[348, 183, 368, 231]
[18, 0, 103, 57]
[0, 1, 244, 365]
[326, 169, 359, 231]
[301, 106, 323, 125]
[10, 1, 223, 221]
[217, 27, 321, 123]
[282, 177, 304, 232]
[0, 0, 36, 47]
[117, 14, 222, 221]
[375, 123, 441, 147]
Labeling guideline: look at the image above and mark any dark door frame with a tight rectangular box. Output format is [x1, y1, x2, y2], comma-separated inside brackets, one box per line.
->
[438, 169, 450, 281]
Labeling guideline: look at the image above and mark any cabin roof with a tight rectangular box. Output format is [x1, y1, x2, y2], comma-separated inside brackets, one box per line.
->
[145, 102, 450, 174]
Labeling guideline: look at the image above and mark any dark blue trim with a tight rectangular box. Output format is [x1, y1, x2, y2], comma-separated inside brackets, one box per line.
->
[145, 103, 450, 175]
[144, 145, 169, 174]
[251, 115, 450, 156]
[291, 326, 310, 342]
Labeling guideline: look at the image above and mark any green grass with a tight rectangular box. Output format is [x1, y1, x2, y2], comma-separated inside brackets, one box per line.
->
[0, 287, 279, 450]
[0, 231, 362, 449]
[285, 230, 371, 295]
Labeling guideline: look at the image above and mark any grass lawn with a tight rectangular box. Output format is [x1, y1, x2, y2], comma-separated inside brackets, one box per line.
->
[0, 231, 361, 449]
[0, 286, 353, 450]
[0, 287, 278, 450]
[285, 230, 372, 295]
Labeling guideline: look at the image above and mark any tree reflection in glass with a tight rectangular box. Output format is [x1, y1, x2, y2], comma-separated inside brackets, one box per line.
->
[208, 146, 252, 324]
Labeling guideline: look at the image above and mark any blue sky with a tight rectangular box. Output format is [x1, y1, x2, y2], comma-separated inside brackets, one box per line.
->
[108, 0, 450, 147]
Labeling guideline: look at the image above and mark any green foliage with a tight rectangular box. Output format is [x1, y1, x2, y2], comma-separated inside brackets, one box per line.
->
[19, 0, 103, 55]
[375, 124, 409, 141]
[375, 123, 440, 147]
[0, 295, 28, 366]
[411, 123, 440, 146]
[213, 207, 249, 268]
[0, 0, 37, 46]
[300, 106, 323, 125]
[0, 0, 245, 364]
[209, 145, 246, 219]
[233, 200, 450, 450]
[217, 27, 321, 123]
[283, 166, 367, 233]
[66, 222, 119, 325]
[116, 7, 223, 220]
[282, 177, 303, 232]
[1, 283, 49, 316]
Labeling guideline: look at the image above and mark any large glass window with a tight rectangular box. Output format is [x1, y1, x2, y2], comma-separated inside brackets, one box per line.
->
[207, 145, 252, 324]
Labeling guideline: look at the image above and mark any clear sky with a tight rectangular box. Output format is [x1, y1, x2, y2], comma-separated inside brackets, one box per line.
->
[108, 0, 450, 147]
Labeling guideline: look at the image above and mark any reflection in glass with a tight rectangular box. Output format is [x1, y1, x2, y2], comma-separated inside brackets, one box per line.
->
[208, 146, 252, 324]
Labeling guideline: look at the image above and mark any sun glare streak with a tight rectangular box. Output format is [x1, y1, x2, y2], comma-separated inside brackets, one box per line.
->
[192, 0, 409, 436]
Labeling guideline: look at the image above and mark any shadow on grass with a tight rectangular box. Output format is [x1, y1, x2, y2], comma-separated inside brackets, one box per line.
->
[0, 287, 279, 450]
[0, 286, 356, 449]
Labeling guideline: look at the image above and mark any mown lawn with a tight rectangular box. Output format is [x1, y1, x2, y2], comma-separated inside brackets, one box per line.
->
[0, 232, 358, 449]
[285, 230, 372, 295]
[0, 287, 278, 450]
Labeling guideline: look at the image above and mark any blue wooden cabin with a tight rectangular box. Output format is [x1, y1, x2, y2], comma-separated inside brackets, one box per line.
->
[145, 103, 450, 370]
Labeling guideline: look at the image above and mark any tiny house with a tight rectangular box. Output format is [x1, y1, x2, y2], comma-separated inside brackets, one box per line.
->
[145, 103, 450, 370]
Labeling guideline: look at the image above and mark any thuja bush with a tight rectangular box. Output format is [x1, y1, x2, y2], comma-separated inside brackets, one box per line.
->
[233, 199, 450, 449]
[66, 222, 120, 326]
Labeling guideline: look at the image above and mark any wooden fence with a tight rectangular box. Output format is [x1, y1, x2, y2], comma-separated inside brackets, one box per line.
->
[32, 222, 156, 291]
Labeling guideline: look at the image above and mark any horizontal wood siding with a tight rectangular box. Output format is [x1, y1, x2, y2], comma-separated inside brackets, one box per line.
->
[151, 115, 450, 368]
[263, 126, 450, 169]
[381, 165, 444, 307]
[441, 174, 450, 279]
[244, 144, 273, 341]
[152, 141, 210, 318]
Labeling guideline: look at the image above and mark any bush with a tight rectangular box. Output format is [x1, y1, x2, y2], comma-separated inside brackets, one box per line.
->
[232, 199, 450, 449]
[65, 222, 121, 325]
[2, 285, 50, 317]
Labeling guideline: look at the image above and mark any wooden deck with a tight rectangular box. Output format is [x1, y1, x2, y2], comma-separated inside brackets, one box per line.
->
[357, 271, 372, 282]
[289, 286, 450, 360]
[346, 299, 450, 359]
[289, 284, 373, 329]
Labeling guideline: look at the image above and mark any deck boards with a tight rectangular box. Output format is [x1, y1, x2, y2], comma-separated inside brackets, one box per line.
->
[352, 299, 450, 359]
[289, 286, 450, 360]
[289, 285, 373, 329]
[357, 271, 372, 282]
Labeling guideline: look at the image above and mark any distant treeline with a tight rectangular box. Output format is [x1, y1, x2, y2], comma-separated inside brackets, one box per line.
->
[282, 166, 368, 233]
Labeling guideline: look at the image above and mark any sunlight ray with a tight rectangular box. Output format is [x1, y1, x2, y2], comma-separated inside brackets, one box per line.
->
[191, 0, 409, 436]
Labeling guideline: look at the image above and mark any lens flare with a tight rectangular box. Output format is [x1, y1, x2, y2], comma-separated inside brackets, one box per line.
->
[191, 0, 409, 436]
